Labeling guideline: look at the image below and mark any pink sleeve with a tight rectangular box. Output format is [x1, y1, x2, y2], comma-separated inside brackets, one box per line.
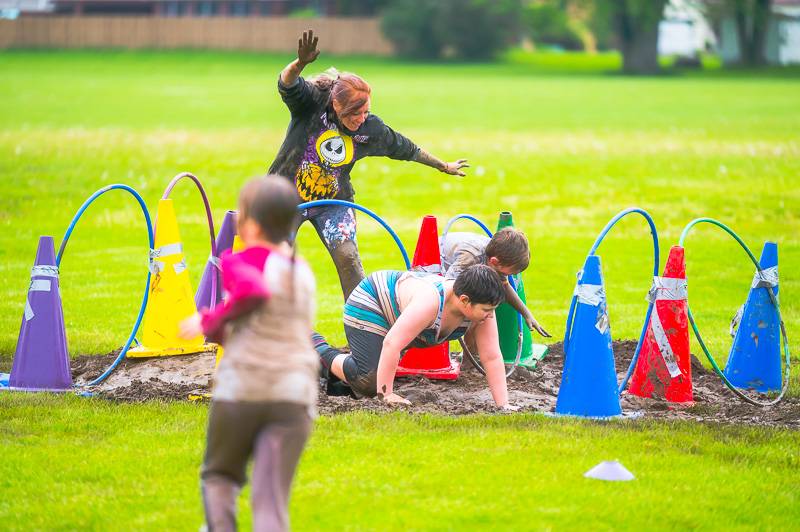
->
[199, 249, 271, 343]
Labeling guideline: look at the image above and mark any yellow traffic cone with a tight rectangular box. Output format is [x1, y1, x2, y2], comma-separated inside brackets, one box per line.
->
[232, 234, 245, 253]
[129, 199, 215, 358]
[213, 233, 247, 367]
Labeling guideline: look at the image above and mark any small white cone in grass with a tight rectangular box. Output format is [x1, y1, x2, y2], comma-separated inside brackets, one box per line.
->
[583, 460, 635, 481]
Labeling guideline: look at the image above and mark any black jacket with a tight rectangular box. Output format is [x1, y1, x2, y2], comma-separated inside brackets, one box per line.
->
[268, 76, 420, 201]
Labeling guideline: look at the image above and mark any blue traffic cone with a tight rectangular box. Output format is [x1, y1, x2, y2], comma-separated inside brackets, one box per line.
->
[724, 242, 781, 392]
[556, 255, 621, 417]
[9, 236, 72, 391]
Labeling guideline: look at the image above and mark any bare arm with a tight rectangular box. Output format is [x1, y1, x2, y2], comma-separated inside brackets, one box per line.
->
[473, 311, 510, 407]
[280, 30, 319, 86]
[503, 279, 551, 338]
[414, 148, 469, 176]
[375, 287, 439, 404]
[280, 59, 306, 87]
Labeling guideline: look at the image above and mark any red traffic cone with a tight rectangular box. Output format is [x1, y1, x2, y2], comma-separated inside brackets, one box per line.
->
[412, 215, 442, 274]
[627, 245, 693, 403]
[396, 215, 460, 380]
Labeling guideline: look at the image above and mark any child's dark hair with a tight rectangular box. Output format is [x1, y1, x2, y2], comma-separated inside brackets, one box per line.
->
[239, 175, 301, 242]
[239, 175, 301, 298]
[453, 264, 505, 306]
[485, 227, 530, 272]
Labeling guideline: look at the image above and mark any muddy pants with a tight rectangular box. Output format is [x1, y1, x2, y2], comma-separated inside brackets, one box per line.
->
[315, 326, 390, 398]
[299, 203, 365, 300]
[201, 401, 312, 532]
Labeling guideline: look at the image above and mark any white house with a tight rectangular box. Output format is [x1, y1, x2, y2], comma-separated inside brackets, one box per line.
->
[659, 0, 717, 58]
[0, 0, 53, 18]
[718, 0, 800, 65]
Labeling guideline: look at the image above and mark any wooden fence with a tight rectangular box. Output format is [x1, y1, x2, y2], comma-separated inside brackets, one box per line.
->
[0, 16, 393, 54]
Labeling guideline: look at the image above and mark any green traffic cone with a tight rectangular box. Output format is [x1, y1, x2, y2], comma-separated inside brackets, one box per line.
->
[494, 212, 549, 368]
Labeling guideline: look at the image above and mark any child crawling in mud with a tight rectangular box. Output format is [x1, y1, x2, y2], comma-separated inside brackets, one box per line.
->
[440, 227, 550, 338]
[314, 264, 518, 409]
[180, 176, 317, 532]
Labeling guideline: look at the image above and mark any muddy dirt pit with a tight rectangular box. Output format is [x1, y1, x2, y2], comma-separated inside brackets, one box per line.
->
[71, 341, 800, 427]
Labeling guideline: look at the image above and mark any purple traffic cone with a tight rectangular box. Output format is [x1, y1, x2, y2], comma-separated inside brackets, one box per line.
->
[195, 210, 237, 310]
[9, 236, 72, 391]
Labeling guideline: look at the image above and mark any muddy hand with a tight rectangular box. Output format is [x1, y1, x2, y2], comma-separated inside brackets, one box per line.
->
[443, 159, 469, 177]
[526, 315, 551, 338]
[297, 29, 320, 66]
[383, 392, 411, 405]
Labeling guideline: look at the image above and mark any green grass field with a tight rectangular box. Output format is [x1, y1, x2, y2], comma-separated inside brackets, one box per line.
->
[1, 50, 799, 530]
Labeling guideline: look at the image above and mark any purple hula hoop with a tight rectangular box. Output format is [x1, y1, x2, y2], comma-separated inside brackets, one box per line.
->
[161, 172, 219, 309]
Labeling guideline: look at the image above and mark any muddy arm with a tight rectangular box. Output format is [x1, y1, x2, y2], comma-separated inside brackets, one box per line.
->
[473, 312, 509, 407]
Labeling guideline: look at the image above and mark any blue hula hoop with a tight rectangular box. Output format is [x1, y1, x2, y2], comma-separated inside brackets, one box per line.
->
[298, 199, 411, 270]
[57, 184, 154, 387]
[563, 208, 660, 395]
[442, 214, 526, 375]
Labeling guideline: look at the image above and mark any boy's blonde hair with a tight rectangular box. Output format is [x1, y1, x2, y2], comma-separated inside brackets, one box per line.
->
[485, 228, 530, 272]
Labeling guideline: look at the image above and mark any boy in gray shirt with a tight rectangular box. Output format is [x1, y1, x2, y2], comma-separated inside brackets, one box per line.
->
[440, 228, 550, 338]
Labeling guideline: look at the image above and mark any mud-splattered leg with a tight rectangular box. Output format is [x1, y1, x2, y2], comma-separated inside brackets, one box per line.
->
[308, 205, 366, 300]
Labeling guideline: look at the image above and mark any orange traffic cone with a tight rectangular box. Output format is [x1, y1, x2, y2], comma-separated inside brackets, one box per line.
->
[128, 199, 215, 358]
[396, 215, 460, 380]
[627, 245, 693, 403]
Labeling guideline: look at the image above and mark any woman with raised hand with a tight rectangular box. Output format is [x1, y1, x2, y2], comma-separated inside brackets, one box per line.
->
[269, 29, 469, 300]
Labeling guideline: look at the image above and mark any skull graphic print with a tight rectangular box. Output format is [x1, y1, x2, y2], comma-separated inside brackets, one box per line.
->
[295, 127, 355, 201]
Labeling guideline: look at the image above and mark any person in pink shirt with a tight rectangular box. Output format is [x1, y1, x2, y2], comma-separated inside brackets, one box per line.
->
[181, 175, 317, 532]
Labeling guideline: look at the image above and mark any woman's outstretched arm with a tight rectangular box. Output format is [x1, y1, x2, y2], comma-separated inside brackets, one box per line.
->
[414, 149, 470, 176]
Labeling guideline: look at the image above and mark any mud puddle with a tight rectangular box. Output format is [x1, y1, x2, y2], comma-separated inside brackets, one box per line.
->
[70, 341, 800, 427]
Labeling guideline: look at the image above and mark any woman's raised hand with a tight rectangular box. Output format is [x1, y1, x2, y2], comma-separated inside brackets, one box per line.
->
[297, 30, 320, 66]
[442, 159, 469, 177]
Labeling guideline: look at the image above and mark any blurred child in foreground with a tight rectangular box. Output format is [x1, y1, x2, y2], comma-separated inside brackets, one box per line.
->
[181, 176, 317, 532]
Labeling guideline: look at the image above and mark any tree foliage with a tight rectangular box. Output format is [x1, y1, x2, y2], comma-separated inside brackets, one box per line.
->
[594, 0, 669, 74]
[704, 0, 772, 66]
[524, 0, 586, 50]
[380, 0, 441, 59]
[381, 0, 523, 60]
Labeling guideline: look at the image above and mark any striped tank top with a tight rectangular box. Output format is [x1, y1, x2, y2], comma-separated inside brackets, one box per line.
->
[343, 270, 471, 348]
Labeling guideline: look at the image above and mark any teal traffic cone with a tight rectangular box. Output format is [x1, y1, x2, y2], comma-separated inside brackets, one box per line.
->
[494, 212, 548, 368]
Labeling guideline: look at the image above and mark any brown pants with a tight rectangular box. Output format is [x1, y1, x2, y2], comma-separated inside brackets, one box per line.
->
[201, 401, 312, 532]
